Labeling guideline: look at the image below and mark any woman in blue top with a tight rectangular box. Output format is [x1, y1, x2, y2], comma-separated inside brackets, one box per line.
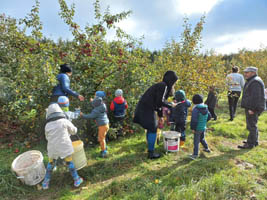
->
[51, 64, 84, 103]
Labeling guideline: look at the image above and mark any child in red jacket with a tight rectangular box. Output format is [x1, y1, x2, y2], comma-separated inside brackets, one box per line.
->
[110, 89, 128, 136]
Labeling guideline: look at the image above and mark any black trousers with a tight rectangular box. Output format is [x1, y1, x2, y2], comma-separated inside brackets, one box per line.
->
[228, 91, 241, 120]
[245, 109, 259, 146]
[208, 107, 217, 120]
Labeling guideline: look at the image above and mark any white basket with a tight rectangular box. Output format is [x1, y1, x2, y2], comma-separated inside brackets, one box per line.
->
[163, 131, 181, 152]
[11, 150, 46, 186]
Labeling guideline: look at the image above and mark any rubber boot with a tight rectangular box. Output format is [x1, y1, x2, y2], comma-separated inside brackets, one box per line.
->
[67, 161, 83, 187]
[42, 162, 54, 190]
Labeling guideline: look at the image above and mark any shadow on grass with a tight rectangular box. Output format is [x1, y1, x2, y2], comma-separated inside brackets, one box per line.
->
[80, 152, 147, 184]
[86, 148, 250, 199]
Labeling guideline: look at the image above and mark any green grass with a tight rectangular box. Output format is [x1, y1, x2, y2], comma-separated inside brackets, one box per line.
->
[1, 100, 267, 200]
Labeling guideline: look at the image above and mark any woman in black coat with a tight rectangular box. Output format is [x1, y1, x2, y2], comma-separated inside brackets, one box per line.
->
[133, 71, 178, 159]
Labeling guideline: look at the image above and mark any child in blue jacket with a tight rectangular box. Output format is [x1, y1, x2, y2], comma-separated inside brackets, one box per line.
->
[170, 90, 191, 146]
[80, 96, 109, 158]
[190, 94, 211, 160]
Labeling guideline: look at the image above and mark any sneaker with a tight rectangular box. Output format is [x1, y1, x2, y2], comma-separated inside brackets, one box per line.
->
[203, 148, 211, 153]
[101, 150, 108, 158]
[74, 177, 83, 187]
[188, 154, 198, 160]
[42, 179, 50, 190]
[243, 141, 258, 146]
[238, 143, 254, 149]
[148, 151, 161, 159]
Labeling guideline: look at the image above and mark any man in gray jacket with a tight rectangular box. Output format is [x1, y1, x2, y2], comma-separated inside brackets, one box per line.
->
[238, 66, 265, 149]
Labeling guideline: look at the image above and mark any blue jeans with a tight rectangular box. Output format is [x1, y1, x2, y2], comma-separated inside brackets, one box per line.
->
[193, 130, 208, 156]
[146, 131, 157, 151]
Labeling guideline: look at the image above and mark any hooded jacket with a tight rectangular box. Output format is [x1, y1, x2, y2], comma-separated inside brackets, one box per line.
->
[170, 90, 191, 124]
[205, 91, 217, 109]
[133, 71, 178, 132]
[45, 103, 77, 159]
[241, 75, 265, 113]
[190, 104, 211, 131]
[110, 96, 128, 117]
[52, 73, 79, 98]
[82, 96, 109, 126]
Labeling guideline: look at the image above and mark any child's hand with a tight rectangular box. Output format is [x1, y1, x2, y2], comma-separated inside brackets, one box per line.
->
[171, 102, 177, 107]
[80, 112, 83, 117]
[78, 95, 85, 101]
[192, 130, 196, 134]
[90, 98, 93, 102]
[158, 117, 164, 125]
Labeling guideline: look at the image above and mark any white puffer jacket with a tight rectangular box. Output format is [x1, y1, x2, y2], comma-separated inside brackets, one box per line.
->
[45, 103, 77, 159]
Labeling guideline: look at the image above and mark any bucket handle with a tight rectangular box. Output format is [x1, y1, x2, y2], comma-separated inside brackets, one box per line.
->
[12, 171, 24, 179]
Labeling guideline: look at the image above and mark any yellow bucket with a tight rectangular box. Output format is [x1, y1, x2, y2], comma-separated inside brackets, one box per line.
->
[72, 140, 87, 170]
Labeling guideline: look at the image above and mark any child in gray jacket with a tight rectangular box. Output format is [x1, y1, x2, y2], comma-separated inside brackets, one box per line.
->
[80, 96, 109, 157]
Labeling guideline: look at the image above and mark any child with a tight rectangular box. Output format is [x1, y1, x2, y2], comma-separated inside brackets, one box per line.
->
[170, 90, 191, 146]
[90, 91, 106, 102]
[110, 89, 128, 135]
[162, 107, 171, 126]
[42, 103, 83, 189]
[80, 96, 109, 157]
[204, 86, 218, 120]
[95, 91, 106, 99]
[57, 96, 80, 121]
[189, 94, 212, 160]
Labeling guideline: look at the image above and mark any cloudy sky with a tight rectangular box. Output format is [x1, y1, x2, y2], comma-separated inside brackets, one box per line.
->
[1, 0, 267, 54]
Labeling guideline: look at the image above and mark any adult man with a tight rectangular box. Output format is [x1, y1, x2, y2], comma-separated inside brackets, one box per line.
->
[238, 66, 265, 149]
[226, 66, 245, 121]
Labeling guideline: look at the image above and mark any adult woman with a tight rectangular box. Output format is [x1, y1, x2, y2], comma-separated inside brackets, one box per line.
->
[51, 64, 84, 102]
[133, 71, 178, 159]
[226, 66, 245, 121]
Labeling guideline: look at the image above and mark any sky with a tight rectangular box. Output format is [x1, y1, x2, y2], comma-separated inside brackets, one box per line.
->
[1, 0, 267, 54]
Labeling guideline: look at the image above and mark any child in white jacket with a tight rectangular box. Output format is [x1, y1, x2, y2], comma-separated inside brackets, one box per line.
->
[42, 103, 83, 189]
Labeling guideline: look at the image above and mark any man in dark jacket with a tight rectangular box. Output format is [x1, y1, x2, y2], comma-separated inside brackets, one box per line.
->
[133, 71, 178, 159]
[238, 66, 265, 149]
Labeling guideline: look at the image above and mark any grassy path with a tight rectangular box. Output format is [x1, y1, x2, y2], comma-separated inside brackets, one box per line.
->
[1, 101, 267, 200]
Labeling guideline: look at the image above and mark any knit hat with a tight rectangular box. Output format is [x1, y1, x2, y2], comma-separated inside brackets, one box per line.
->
[115, 89, 123, 97]
[57, 96, 69, 107]
[192, 94, 203, 104]
[92, 96, 103, 108]
[60, 64, 72, 73]
[95, 91, 106, 98]
[175, 90, 185, 102]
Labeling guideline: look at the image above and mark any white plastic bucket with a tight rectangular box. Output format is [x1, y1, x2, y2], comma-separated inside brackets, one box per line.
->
[72, 140, 87, 170]
[163, 131, 181, 152]
[11, 150, 46, 186]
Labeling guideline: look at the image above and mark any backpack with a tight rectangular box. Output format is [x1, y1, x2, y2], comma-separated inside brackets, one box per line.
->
[113, 100, 126, 117]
